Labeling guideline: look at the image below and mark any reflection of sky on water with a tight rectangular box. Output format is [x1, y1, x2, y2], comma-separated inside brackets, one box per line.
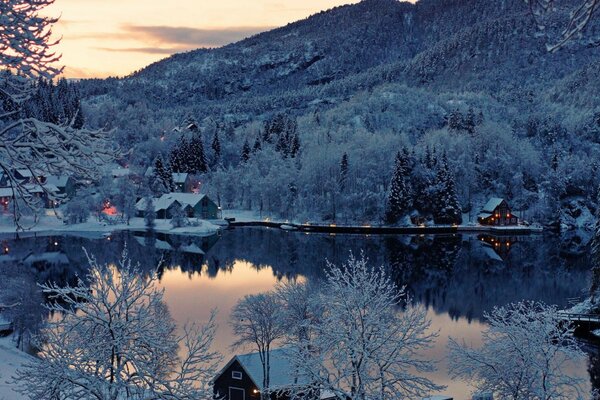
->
[0, 228, 595, 398]
[157, 257, 590, 399]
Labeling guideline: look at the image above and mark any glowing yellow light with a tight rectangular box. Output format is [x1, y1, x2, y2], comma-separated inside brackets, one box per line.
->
[329, 224, 337, 227]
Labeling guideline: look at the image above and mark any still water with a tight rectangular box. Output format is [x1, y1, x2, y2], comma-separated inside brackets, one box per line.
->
[0, 227, 596, 398]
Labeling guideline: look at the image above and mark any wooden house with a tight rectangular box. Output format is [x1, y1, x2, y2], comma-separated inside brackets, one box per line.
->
[45, 176, 76, 198]
[477, 198, 518, 226]
[172, 173, 194, 193]
[135, 193, 220, 219]
[213, 348, 321, 400]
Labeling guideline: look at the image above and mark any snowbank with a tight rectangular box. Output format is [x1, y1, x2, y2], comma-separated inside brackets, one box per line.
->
[0, 216, 222, 238]
[0, 337, 33, 400]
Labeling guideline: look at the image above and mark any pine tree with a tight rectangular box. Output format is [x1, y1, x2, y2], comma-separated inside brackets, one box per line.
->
[253, 135, 262, 152]
[154, 156, 174, 194]
[211, 131, 221, 167]
[385, 152, 411, 225]
[189, 134, 208, 174]
[275, 132, 289, 158]
[170, 136, 187, 173]
[240, 139, 251, 164]
[290, 133, 301, 158]
[339, 152, 349, 192]
[432, 154, 462, 225]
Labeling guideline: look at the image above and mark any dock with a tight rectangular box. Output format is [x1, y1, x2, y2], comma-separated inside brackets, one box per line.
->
[228, 221, 543, 235]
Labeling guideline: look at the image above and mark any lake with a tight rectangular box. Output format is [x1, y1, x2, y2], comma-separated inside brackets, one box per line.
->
[0, 227, 597, 398]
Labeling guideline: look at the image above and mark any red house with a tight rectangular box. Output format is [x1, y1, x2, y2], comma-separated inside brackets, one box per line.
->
[477, 198, 518, 226]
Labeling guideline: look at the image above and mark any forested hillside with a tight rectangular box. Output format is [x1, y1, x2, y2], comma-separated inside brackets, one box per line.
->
[77, 0, 600, 228]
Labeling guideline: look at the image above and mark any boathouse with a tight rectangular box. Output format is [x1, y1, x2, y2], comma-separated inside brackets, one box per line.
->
[214, 348, 325, 400]
[477, 198, 518, 226]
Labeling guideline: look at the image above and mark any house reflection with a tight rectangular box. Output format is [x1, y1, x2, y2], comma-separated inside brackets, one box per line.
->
[477, 234, 518, 261]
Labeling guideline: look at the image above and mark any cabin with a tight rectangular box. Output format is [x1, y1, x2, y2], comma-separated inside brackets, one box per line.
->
[477, 198, 518, 226]
[135, 193, 220, 219]
[45, 176, 76, 198]
[172, 173, 195, 193]
[0, 188, 12, 213]
[213, 348, 323, 400]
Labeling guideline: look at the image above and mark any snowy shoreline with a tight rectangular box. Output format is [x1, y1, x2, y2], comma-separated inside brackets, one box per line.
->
[0, 216, 223, 239]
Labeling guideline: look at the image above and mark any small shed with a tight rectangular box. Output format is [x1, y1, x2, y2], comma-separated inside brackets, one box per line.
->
[213, 348, 315, 400]
[477, 198, 518, 226]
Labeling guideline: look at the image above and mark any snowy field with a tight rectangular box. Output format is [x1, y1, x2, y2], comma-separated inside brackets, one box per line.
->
[0, 337, 31, 400]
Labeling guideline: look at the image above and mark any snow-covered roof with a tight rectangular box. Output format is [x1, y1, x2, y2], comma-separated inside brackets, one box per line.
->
[482, 198, 505, 213]
[24, 184, 60, 194]
[0, 188, 14, 198]
[136, 193, 207, 211]
[134, 236, 173, 251]
[23, 252, 69, 265]
[45, 176, 70, 188]
[144, 167, 154, 177]
[172, 173, 189, 183]
[180, 244, 205, 255]
[15, 169, 33, 178]
[111, 168, 130, 177]
[220, 348, 309, 391]
[480, 244, 503, 262]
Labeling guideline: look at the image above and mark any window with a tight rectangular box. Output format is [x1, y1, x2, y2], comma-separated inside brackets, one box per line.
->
[232, 371, 243, 380]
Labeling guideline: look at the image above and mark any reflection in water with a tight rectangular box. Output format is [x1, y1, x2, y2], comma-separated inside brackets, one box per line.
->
[0, 228, 595, 398]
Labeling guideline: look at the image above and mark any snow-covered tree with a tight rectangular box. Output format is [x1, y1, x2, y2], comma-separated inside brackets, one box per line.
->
[14, 249, 221, 400]
[288, 253, 442, 400]
[211, 130, 221, 167]
[589, 190, 600, 307]
[188, 133, 208, 174]
[385, 151, 411, 224]
[432, 154, 462, 225]
[0, 0, 115, 228]
[170, 202, 187, 228]
[339, 152, 349, 192]
[526, 0, 599, 51]
[152, 156, 174, 194]
[240, 139, 251, 164]
[143, 195, 156, 230]
[63, 196, 91, 224]
[449, 301, 587, 400]
[230, 292, 286, 400]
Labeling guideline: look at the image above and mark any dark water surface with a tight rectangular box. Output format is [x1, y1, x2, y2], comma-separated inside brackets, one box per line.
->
[0, 227, 597, 398]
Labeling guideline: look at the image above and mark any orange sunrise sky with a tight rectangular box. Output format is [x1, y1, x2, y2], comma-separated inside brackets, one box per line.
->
[47, 0, 369, 79]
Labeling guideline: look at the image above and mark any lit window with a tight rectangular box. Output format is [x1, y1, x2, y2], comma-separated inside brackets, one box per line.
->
[232, 371, 242, 380]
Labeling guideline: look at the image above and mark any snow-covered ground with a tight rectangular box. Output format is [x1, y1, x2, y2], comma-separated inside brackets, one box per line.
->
[0, 337, 32, 400]
[0, 215, 222, 238]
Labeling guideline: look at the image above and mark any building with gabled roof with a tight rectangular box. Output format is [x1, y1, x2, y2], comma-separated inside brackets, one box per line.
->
[135, 193, 220, 219]
[477, 198, 518, 226]
[213, 348, 325, 400]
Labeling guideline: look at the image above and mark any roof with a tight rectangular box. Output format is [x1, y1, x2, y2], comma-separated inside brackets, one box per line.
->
[45, 176, 71, 188]
[134, 236, 173, 251]
[180, 243, 205, 255]
[23, 252, 69, 265]
[111, 168, 130, 177]
[144, 167, 154, 177]
[482, 198, 505, 213]
[172, 173, 189, 183]
[15, 169, 33, 178]
[218, 348, 309, 391]
[0, 188, 14, 197]
[24, 184, 60, 194]
[136, 193, 207, 212]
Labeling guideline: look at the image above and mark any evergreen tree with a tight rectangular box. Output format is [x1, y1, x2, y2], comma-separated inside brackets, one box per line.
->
[253, 135, 262, 152]
[169, 136, 187, 173]
[385, 152, 411, 225]
[290, 133, 301, 158]
[211, 131, 221, 167]
[189, 134, 208, 174]
[339, 152, 349, 192]
[153, 156, 174, 194]
[240, 139, 251, 164]
[432, 154, 462, 225]
[275, 132, 289, 158]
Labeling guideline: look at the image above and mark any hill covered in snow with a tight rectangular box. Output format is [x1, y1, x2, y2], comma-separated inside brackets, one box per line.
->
[77, 0, 600, 226]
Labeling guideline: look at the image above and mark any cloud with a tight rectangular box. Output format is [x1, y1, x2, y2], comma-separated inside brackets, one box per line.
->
[121, 25, 273, 47]
[95, 46, 191, 55]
